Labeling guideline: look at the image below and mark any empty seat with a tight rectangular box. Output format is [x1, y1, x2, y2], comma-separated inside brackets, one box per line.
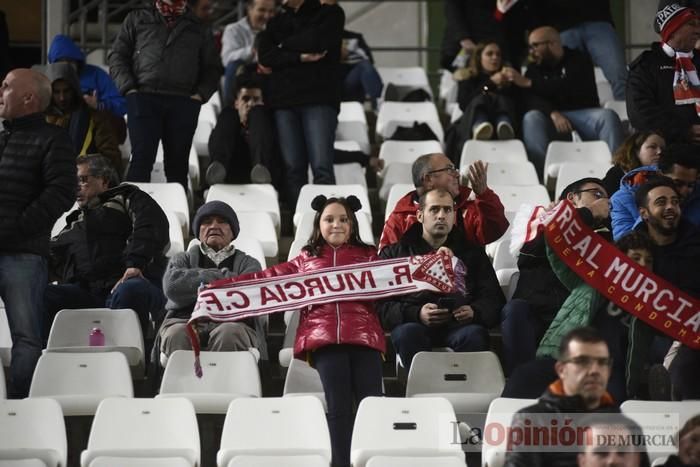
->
[29, 352, 132, 416]
[337, 102, 370, 154]
[81, 397, 199, 467]
[192, 103, 217, 157]
[481, 161, 539, 186]
[379, 162, 413, 201]
[0, 398, 67, 467]
[217, 396, 331, 467]
[376, 102, 444, 142]
[333, 162, 367, 187]
[164, 210, 185, 258]
[229, 211, 278, 258]
[206, 184, 281, 234]
[377, 66, 433, 98]
[130, 182, 190, 233]
[406, 351, 505, 414]
[378, 140, 443, 167]
[384, 183, 415, 221]
[287, 239, 306, 261]
[482, 397, 538, 467]
[293, 184, 372, 227]
[543, 141, 612, 188]
[554, 162, 612, 199]
[492, 238, 517, 271]
[282, 358, 327, 411]
[459, 140, 528, 171]
[490, 184, 551, 213]
[45, 308, 145, 376]
[157, 350, 261, 414]
[439, 69, 458, 110]
[351, 396, 465, 467]
[294, 210, 374, 245]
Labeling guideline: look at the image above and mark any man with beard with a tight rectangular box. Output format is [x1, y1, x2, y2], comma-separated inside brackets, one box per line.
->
[502, 26, 624, 177]
[627, 177, 700, 399]
[505, 327, 619, 467]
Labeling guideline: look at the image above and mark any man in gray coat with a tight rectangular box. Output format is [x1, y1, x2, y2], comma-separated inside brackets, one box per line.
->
[108, 0, 221, 189]
[159, 201, 266, 359]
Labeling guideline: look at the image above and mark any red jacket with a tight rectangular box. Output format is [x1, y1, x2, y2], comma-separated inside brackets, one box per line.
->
[379, 186, 509, 251]
[247, 243, 386, 358]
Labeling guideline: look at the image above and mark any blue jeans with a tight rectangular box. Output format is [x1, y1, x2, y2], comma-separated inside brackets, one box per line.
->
[522, 108, 624, 176]
[0, 254, 47, 398]
[125, 92, 200, 190]
[500, 299, 547, 375]
[44, 277, 166, 340]
[560, 22, 627, 101]
[274, 105, 337, 206]
[342, 60, 383, 103]
[314, 344, 383, 467]
[390, 322, 489, 370]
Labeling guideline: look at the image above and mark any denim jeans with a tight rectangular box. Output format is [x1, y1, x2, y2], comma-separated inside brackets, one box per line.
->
[342, 60, 383, 103]
[560, 22, 627, 101]
[44, 277, 166, 341]
[500, 299, 547, 375]
[125, 92, 201, 190]
[390, 321, 489, 370]
[0, 254, 47, 398]
[522, 108, 624, 176]
[314, 344, 383, 467]
[274, 105, 337, 206]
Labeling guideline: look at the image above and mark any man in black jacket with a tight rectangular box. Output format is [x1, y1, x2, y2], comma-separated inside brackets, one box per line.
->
[0, 68, 76, 397]
[377, 188, 505, 371]
[627, 3, 700, 144]
[504, 327, 622, 467]
[108, 0, 221, 189]
[503, 26, 624, 177]
[46, 155, 169, 337]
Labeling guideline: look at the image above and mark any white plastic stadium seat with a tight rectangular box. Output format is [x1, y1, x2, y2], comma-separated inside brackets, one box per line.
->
[351, 397, 465, 467]
[543, 141, 611, 188]
[0, 307, 11, 368]
[81, 397, 199, 467]
[489, 184, 550, 213]
[29, 352, 133, 416]
[459, 140, 528, 172]
[378, 140, 443, 167]
[46, 308, 145, 376]
[337, 101, 370, 154]
[235, 211, 279, 258]
[554, 162, 612, 199]
[217, 396, 331, 467]
[157, 350, 261, 414]
[0, 398, 67, 467]
[384, 183, 415, 221]
[480, 161, 539, 186]
[164, 210, 185, 258]
[376, 102, 444, 142]
[282, 358, 327, 411]
[481, 397, 537, 467]
[293, 184, 371, 227]
[377, 66, 433, 98]
[130, 182, 190, 233]
[206, 184, 280, 234]
[379, 162, 413, 201]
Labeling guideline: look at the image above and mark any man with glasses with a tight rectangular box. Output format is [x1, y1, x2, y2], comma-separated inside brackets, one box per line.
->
[46, 154, 169, 341]
[505, 327, 620, 467]
[379, 153, 509, 251]
[501, 26, 624, 177]
[611, 143, 700, 240]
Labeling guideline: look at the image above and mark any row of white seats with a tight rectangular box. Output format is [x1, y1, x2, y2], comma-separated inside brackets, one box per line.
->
[0, 395, 466, 467]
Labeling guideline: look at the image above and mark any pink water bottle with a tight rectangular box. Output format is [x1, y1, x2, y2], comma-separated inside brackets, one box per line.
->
[89, 327, 105, 346]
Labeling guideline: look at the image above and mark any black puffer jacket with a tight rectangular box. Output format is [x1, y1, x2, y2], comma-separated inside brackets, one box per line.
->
[627, 42, 700, 144]
[0, 113, 76, 257]
[108, 6, 221, 99]
[50, 183, 169, 294]
[377, 222, 505, 330]
[257, 0, 344, 109]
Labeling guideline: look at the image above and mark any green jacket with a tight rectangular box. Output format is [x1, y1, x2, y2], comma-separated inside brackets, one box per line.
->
[536, 240, 607, 359]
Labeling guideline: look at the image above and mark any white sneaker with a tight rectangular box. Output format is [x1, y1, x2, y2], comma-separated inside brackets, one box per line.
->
[497, 121, 515, 140]
[472, 121, 494, 140]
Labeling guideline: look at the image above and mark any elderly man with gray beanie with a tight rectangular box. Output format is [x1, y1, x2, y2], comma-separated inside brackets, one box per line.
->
[159, 200, 267, 360]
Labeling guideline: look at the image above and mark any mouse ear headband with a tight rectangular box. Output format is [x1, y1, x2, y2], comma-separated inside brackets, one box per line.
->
[310, 194, 363, 212]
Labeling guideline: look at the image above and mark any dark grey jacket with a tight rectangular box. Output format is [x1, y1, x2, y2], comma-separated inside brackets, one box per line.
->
[108, 7, 221, 99]
[0, 113, 76, 257]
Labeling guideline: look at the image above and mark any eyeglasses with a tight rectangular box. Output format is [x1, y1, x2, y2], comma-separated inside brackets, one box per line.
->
[562, 356, 613, 368]
[574, 188, 609, 199]
[528, 39, 553, 51]
[427, 165, 459, 176]
[672, 179, 697, 190]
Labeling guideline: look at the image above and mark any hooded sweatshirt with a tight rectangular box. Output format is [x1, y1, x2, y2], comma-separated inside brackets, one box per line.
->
[48, 34, 127, 117]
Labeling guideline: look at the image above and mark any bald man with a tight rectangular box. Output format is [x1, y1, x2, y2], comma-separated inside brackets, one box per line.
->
[502, 26, 624, 177]
[0, 68, 76, 398]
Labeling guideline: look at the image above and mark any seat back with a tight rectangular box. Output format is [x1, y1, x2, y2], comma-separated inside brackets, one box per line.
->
[0, 398, 67, 467]
[489, 185, 551, 214]
[282, 358, 327, 411]
[206, 184, 281, 232]
[482, 162, 539, 186]
[378, 140, 443, 167]
[29, 352, 133, 416]
[543, 141, 611, 187]
[406, 352, 505, 397]
[459, 140, 527, 172]
[554, 162, 612, 199]
[384, 184, 415, 221]
[481, 397, 537, 467]
[130, 182, 190, 232]
[376, 102, 444, 142]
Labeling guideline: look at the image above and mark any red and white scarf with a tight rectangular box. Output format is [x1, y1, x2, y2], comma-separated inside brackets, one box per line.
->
[494, 0, 520, 20]
[187, 253, 465, 376]
[155, 0, 187, 28]
[663, 42, 700, 117]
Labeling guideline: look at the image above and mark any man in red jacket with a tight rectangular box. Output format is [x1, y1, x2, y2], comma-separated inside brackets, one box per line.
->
[379, 152, 509, 251]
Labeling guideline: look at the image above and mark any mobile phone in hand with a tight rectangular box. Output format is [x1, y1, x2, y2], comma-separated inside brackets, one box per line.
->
[437, 297, 455, 312]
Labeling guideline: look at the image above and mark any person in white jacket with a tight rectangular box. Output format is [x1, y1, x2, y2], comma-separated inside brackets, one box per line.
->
[220, 0, 276, 102]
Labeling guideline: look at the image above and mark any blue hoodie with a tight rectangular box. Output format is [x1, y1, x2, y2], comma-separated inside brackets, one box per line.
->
[48, 34, 126, 117]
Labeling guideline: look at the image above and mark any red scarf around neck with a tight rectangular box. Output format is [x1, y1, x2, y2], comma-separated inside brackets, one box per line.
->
[155, 0, 187, 27]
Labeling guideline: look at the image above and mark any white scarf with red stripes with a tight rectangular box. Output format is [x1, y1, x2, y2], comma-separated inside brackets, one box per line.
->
[663, 42, 700, 116]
